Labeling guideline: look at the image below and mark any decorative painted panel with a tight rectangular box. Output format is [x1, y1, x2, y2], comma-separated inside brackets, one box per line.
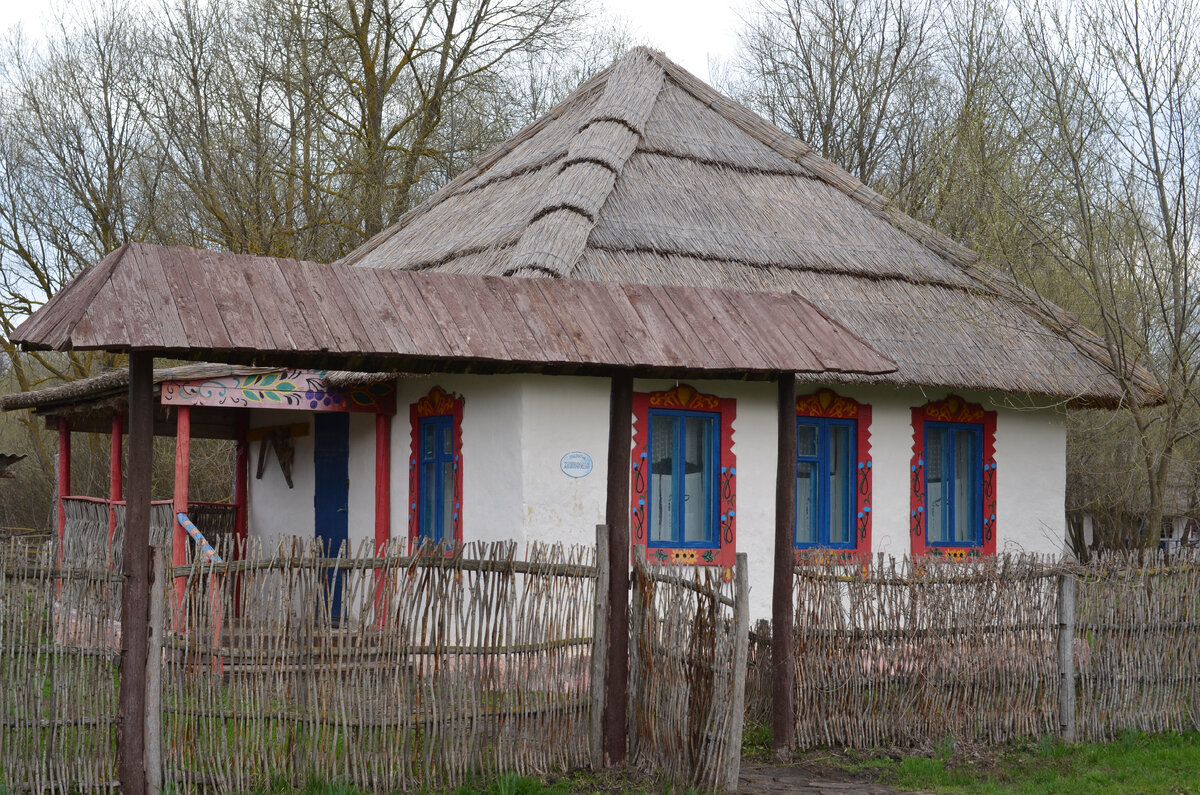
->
[631, 384, 736, 569]
[910, 395, 997, 558]
[161, 370, 396, 414]
[408, 387, 464, 551]
[795, 388, 872, 563]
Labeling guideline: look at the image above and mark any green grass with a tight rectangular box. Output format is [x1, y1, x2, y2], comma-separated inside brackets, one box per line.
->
[835, 730, 1200, 794]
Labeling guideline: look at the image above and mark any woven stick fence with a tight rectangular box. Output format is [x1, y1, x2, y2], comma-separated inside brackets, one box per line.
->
[1074, 549, 1200, 740]
[628, 551, 749, 792]
[0, 536, 123, 793]
[788, 554, 1062, 750]
[160, 537, 597, 793]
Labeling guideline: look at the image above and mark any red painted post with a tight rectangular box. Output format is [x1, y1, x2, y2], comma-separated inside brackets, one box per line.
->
[233, 409, 249, 617]
[374, 413, 391, 625]
[109, 413, 124, 547]
[172, 405, 191, 623]
[56, 417, 71, 547]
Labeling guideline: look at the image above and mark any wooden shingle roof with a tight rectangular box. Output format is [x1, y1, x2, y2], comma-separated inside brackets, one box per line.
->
[10, 242, 896, 379]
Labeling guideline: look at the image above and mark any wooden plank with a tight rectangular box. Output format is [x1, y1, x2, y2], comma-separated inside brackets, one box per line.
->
[690, 288, 772, 371]
[768, 291, 851, 372]
[413, 275, 478, 359]
[531, 278, 617, 365]
[653, 286, 740, 371]
[277, 261, 339, 353]
[157, 247, 213, 349]
[643, 283, 732, 369]
[239, 259, 302, 352]
[571, 280, 638, 366]
[293, 260, 358, 352]
[179, 255, 235, 351]
[602, 373, 632, 766]
[30, 245, 129, 349]
[591, 282, 672, 368]
[375, 271, 451, 358]
[117, 352, 153, 795]
[342, 268, 416, 357]
[133, 244, 190, 350]
[506, 278, 582, 364]
[205, 253, 272, 352]
[314, 263, 375, 353]
[390, 271, 466, 358]
[476, 275, 545, 362]
[619, 282, 695, 367]
[457, 275, 518, 360]
[259, 258, 322, 352]
[720, 290, 800, 371]
[106, 244, 165, 349]
[426, 273, 510, 361]
[772, 373, 797, 759]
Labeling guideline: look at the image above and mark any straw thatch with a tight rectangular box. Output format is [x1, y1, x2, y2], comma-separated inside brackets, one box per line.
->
[341, 48, 1156, 407]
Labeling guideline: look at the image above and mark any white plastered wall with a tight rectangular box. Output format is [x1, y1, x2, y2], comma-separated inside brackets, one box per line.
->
[246, 409, 315, 550]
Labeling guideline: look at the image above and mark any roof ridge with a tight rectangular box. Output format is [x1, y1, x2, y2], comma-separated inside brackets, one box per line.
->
[504, 49, 666, 278]
[337, 62, 616, 268]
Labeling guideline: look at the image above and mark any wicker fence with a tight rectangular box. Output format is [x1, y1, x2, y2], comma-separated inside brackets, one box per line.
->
[749, 551, 1200, 751]
[628, 551, 749, 791]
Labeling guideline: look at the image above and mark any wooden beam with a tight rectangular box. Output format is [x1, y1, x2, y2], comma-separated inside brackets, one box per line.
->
[772, 373, 797, 759]
[602, 372, 633, 766]
[172, 405, 190, 620]
[117, 351, 152, 795]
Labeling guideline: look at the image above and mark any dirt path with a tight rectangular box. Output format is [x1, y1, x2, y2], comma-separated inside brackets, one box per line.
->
[738, 761, 926, 794]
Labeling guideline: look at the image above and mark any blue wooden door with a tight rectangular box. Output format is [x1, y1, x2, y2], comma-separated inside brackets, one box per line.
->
[314, 413, 349, 621]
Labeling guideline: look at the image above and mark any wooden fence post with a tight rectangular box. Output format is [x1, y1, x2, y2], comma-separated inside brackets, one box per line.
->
[145, 546, 164, 795]
[725, 552, 751, 792]
[1057, 572, 1077, 743]
[590, 524, 609, 769]
[771, 373, 797, 759]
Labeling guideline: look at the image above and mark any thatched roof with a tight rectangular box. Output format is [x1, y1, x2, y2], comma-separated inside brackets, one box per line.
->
[341, 47, 1157, 408]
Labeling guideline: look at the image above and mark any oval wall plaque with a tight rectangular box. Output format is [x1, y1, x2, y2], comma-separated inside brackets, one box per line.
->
[560, 452, 593, 478]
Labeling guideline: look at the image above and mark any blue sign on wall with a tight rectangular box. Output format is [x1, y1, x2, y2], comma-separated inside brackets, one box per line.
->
[560, 452, 594, 478]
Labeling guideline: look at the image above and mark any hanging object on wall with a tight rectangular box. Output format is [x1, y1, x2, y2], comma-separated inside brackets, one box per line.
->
[254, 426, 297, 489]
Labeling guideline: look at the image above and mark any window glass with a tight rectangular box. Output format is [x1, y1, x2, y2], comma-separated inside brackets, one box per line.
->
[683, 416, 713, 543]
[650, 416, 676, 543]
[829, 424, 852, 545]
[953, 430, 976, 543]
[796, 461, 817, 545]
[926, 426, 948, 543]
[797, 424, 818, 457]
[418, 416, 455, 547]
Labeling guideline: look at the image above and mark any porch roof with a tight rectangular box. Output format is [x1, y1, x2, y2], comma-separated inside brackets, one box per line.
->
[10, 242, 897, 380]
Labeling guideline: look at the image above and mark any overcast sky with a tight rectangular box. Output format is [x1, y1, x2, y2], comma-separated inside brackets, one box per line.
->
[0, 0, 749, 83]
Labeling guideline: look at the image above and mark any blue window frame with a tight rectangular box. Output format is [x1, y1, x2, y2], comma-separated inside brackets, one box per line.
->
[418, 415, 456, 547]
[795, 418, 856, 549]
[647, 409, 719, 548]
[924, 422, 982, 546]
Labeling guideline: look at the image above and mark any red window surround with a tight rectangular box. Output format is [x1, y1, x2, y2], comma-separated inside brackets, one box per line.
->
[630, 384, 736, 567]
[408, 386, 464, 550]
[795, 388, 873, 562]
[909, 395, 997, 558]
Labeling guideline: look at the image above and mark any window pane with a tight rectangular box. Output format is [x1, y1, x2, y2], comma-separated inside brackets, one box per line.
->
[421, 421, 436, 461]
[683, 416, 713, 543]
[796, 461, 817, 545]
[440, 460, 455, 545]
[440, 422, 452, 456]
[420, 461, 436, 543]
[829, 424, 852, 545]
[650, 416, 676, 543]
[797, 423, 818, 457]
[953, 431, 976, 543]
[926, 427, 948, 543]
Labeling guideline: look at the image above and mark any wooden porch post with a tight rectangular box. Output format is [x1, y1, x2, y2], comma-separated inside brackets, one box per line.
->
[373, 412, 392, 623]
[109, 413, 124, 545]
[118, 352, 153, 795]
[172, 405, 191, 619]
[233, 409, 249, 617]
[772, 373, 797, 759]
[602, 372, 633, 766]
[56, 417, 71, 547]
